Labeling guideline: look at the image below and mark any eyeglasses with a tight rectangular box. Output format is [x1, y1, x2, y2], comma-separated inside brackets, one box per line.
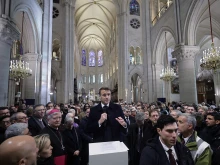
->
[0, 112, 10, 116]
[2, 120, 10, 124]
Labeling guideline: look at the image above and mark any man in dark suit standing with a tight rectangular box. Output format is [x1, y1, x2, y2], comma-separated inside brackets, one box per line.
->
[87, 87, 127, 142]
[28, 104, 47, 136]
[139, 115, 194, 165]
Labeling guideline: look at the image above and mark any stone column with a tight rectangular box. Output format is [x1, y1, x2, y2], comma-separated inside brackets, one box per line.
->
[39, 0, 53, 104]
[154, 64, 165, 99]
[172, 45, 199, 104]
[0, 17, 19, 106]
[142, 0, 155, 103]
[8, 79, 16, 106]
[61, 0, 75, 103]
[23, 53, 42, 104]
[213, 69, 220, 106]
[117, 11, 128, 102]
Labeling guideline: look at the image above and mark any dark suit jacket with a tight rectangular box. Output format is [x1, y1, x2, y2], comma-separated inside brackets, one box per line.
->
[28, 116, 47, 136]
[87, 102, 126, 142]
[139, 137, 194, 165]
[125, 122, 149, 165]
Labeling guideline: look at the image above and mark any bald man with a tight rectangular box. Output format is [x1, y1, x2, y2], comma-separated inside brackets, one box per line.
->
[0, 135, 38, 165]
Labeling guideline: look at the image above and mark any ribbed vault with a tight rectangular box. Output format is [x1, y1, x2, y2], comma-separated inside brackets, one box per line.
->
[75, 0, 116, 50]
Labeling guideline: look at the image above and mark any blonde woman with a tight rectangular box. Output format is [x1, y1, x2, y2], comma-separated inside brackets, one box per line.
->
[34, 134, 55, 165]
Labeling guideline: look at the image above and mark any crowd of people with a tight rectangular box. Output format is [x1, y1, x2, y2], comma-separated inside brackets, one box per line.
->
[0, 87, 219, 165]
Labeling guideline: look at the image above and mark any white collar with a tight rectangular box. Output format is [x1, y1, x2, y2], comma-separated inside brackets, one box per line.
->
[101, 103, 109, 108]
[159, 136, 175, 152]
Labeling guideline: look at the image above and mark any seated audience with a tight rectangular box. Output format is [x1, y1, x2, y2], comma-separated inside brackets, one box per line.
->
[0, 135, 38, 165]
[34, 134, 55, 165]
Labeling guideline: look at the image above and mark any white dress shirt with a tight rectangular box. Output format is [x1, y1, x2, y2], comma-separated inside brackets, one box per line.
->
[159, 137, 178, 164]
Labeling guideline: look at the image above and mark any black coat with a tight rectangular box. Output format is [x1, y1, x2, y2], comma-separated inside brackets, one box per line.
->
[200, 125, 220, 165]
[125, 122, 149, 165]
[62, 127, 81, 165]
[28, 116, 47, 136]
[40, 126, 66, 157]
[79, 117, 93, 165]
[142, 120, 158, 143]
[87, 102, 126, 142]
[37, 156, 55, 165]
[139, 137, 194, 165]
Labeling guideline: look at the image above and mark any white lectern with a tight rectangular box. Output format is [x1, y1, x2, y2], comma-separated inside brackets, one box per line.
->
[89, 141, 128, 165]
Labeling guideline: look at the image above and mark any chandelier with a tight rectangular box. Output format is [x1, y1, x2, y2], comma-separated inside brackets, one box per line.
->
[10, 56, 32, 81]
[9, 12, 32, 83]
[200, 43, 220, 70]
[200, 0, 220, 71]
[160, 32, 176, 82]
[160, 67, 176, 81]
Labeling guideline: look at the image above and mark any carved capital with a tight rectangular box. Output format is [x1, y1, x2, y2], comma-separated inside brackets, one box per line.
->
[172, 45, 199, 62]
[0, 18, 19, 45]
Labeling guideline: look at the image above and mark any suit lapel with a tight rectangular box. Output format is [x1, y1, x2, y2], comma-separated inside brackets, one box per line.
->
[156, 138, 171, 165]
[32, 117, 43, 129]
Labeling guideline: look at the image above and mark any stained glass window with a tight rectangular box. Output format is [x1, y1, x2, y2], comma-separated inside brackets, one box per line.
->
[130, 0, 140, 16]
[98, 50, 103, 66]
[89, 51, 95, 67]
[81, 49, 86, 66]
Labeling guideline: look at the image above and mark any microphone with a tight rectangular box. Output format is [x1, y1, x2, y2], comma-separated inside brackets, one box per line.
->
[102, 106, 108, 127]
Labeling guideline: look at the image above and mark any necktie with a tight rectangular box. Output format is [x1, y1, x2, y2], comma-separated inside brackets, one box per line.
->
[136, 127, 142, 152]
[39, 120, 45, 129]
[167, 149, 176, 165]
[102, 106, 108, 127]
[126, 117, 130, 125]
[103, 106, 108, 113]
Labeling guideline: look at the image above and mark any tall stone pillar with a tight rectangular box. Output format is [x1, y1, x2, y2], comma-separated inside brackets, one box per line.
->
[62, 0, 75, 103]
[154, 64, 165, 98]
[117, 11, 128, 102]
[8, 79, 16, 106]
[172, 45, 199, 104]
[23, 53, 42, 104]
[142, 0, 155, 103]
[0, 12, 19, 106]
[213, 69, 220, 106]
[40, 0, 53, 104]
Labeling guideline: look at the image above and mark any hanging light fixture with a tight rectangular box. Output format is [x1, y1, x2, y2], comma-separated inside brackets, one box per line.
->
[160, 32, 176, 81]
[200, 0, 220, 70]
[9, 12, 32, 84]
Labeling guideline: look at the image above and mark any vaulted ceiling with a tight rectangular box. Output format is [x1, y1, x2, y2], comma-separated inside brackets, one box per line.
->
[75, 0, 117, 50]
